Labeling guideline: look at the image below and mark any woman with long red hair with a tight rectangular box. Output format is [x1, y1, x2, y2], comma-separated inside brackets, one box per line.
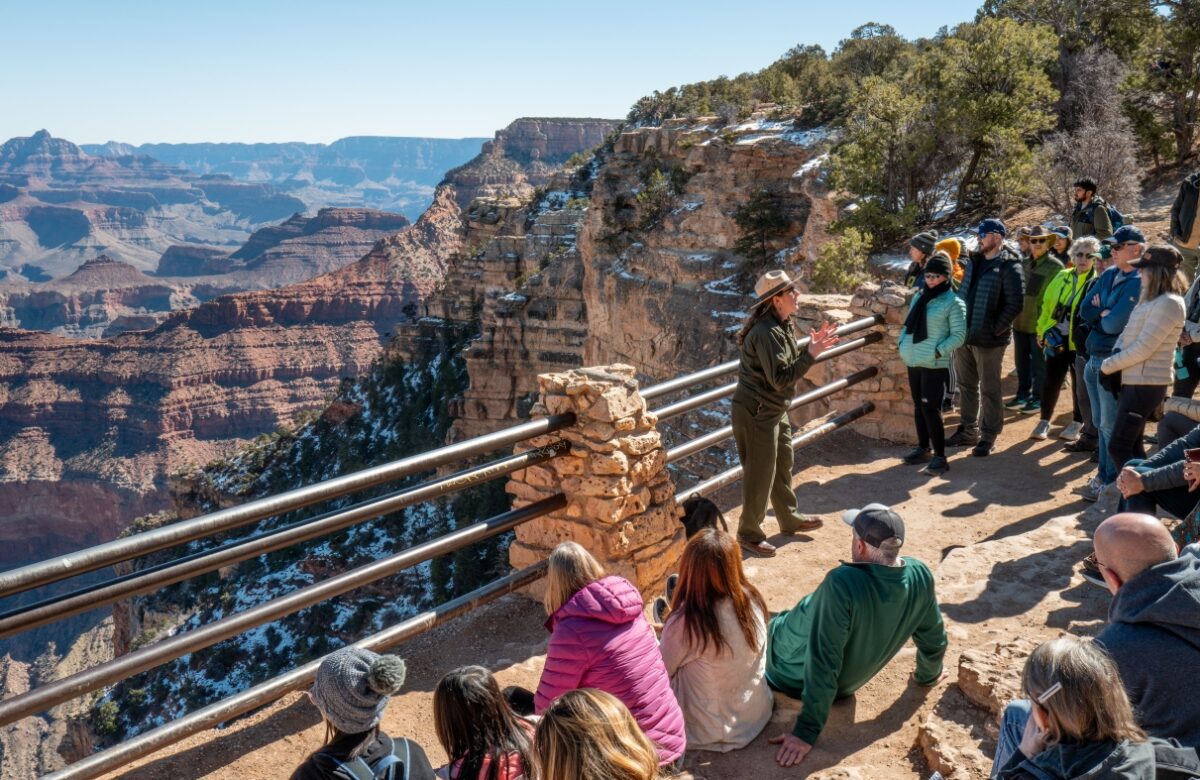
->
[658, 528, 773, 752]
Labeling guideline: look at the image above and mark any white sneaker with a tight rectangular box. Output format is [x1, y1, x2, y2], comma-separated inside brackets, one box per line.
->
[1031, 420, 1051, 440]
[1078, 475, 1103, 502]
[1059, 421, 1083, 441]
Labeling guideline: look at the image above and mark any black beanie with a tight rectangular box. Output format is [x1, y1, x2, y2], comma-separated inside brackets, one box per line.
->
[924, 251, 953, 278]
[909, 231, 938, 256]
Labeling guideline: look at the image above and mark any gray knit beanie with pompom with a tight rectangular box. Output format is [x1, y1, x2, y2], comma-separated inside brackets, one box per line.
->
[310, 646, 407, 734]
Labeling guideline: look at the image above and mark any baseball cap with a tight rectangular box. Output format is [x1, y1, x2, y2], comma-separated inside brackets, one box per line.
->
[1107, 225, 1145, 246]
[842, 503, 905, 549]
[1130, 244, 1183, 270]
[977, 218, 1007, 237]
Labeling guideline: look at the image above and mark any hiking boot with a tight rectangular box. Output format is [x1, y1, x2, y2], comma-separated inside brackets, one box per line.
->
[1080, 553, 1107, 589]
[652, 596, 670, 625]
[946, 429, 980, 447]
[1077, 476, 1103, 502]
[922, 455, 950, 476]
[902, 446, 933, 465]
[1030, 420, 1051, 440]
[1064, 436, 1098, 452]
[739, 538, 777, 557]
[971, 441, 995, 457]
[1059, 421, 1084, 441]
[1020, 399, 1042, 415]
[1004, 396, 1028, 410]
[782, 516, 824, 534]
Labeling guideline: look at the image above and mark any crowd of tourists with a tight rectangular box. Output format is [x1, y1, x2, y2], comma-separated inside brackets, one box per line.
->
[287, 174, 1200, 779]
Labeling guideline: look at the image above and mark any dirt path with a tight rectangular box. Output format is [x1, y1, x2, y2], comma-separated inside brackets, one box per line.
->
[101, 374, 1121, 780]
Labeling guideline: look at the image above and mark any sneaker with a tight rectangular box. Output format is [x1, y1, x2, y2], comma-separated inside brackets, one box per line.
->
[941, 397, 955, 413]
[1059, 421, 1084, 441]
[1064, 437, 1098, 452]
[1004, 396, 1028, 410]
[902, 446, 933, 465]
[1031, 420, 1051, 440]
[1020, 399, 1041, 415]
[739, 538, 777, 557]
[971, 441, 994, 457]
[652, 596, 670, 624]
[1077, 476, 1103, 502]
[946, 429, 980, 447]
[922, 455, 950, 476]
[1080, 553, 1107, 589]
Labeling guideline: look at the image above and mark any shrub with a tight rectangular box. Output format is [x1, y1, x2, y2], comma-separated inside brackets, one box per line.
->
[733, 188, 790, 268]
[810, 228, 872, 293]
[92, 699, 120, 739]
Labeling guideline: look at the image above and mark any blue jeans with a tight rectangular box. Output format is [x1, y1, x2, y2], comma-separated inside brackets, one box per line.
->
[990, 700, 1031, 778]
[1084, 355, 1119, 483]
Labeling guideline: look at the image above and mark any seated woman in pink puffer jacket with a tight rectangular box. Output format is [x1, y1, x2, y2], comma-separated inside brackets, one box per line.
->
[533, 542, 686, 766]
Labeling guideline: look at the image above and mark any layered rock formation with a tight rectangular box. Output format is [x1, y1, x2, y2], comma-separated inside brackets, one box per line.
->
[0, 209, 411, 337]
[0, 131, 308, 280]
[83, 136, 488, 221]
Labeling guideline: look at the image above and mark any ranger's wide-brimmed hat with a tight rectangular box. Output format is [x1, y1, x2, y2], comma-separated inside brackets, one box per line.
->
[750, 270, 798, 310]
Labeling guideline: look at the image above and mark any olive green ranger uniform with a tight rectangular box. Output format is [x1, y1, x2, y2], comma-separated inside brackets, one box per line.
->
[731, 311, 815, 544]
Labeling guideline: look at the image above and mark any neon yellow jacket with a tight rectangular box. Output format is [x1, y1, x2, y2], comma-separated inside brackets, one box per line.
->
[1036, 267, 1096, 351]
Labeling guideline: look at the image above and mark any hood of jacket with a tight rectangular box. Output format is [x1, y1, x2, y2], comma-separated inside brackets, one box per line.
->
[1017, 739, 1156, 780]
[1109, 553, 1200, 647]
[547, 575, 644, 631]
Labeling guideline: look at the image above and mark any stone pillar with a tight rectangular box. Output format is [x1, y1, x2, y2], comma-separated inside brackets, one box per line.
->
[506, 364, 685, 599]
[841, 280, 916, 443]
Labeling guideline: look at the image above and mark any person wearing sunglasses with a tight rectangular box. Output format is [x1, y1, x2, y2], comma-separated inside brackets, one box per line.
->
[1031, 237, 1100, 441]
[1008, 226, 1064, 415]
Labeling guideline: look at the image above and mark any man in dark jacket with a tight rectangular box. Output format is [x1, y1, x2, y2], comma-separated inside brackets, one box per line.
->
[948, 218, 1025, 457]
[1114, 423, 1200, 522]
[1171, 171, 1200, 278]
[1070, 177, 1115, 241]
[1092, 513, 1200, 748]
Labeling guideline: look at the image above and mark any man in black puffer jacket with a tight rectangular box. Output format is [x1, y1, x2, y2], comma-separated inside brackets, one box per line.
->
[1171, 171, 1200, 277]
[948, 218, 1025, 457]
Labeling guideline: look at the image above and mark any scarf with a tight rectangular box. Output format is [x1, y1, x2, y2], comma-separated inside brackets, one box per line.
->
[903, 280, 951, 344]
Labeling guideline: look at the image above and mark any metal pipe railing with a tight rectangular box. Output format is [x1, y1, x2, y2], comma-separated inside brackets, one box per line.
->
[675, 402, 875, 503]
[640, 314, 883, 401]
[0, 441, 568, 641]
[0, 413, 576, 600]
[665, 368, 878, 463]
[42, 561, 549, 780]
[0, 495, 565, 728]
[651, 330, 882, 421]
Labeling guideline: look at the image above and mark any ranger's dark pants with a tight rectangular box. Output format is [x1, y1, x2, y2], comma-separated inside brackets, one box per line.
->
[732, 399, 804, 544]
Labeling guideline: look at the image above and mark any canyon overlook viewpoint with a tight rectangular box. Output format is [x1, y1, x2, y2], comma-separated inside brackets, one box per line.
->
[5, 3, 1200, 779]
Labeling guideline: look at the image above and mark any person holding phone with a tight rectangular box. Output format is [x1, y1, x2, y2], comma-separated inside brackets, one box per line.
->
[1111, 432, 1200, 556]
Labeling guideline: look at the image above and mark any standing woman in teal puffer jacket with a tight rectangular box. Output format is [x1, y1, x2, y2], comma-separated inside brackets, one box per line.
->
[898, 252, 967, 476]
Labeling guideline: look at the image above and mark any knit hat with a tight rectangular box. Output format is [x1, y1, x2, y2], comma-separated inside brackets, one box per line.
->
[310, 647, 407, 734]
[977, 218, 1007, 237]
[749, 269, 797, 310]
[934, 238, 962, 263]
[909, 231, 938, 256]
[924, 251, 954, 278]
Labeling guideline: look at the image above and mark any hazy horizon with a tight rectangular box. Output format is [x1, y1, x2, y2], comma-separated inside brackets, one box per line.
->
[2, 0, 982, 145]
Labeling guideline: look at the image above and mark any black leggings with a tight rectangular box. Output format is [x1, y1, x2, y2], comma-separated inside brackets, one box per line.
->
[908, 366, 950, 456]
[1108, 384, 1167, 473]
[1040, 348, 1082, 423]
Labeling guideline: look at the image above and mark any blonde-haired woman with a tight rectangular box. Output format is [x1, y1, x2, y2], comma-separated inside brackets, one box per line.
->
[536, 689, 666, 780]
[991, 637, 1200, 779]
[532, 542, 685, 766]
[1101, 245, 1188, 474]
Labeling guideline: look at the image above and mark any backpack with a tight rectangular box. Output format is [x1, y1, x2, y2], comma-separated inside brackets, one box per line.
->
[680, 496, 728, 538]
[320, 735, 411, 780]
[1081, 197, 1125, 231]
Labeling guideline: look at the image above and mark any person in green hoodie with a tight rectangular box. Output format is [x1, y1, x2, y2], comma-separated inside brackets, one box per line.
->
[764, 504, 948, 768]
[1030, 237, 1100, 441]
[1008, 225, 1065, 415]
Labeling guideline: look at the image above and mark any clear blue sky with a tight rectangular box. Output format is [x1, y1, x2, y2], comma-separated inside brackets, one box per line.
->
[2, 0, 983, 145]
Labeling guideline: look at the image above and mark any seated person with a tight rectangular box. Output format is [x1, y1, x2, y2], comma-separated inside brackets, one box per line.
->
[531, 542, 685, 766]
[990, 636, 1200, 779]
[535, 688, 667, 780]
[291, 647, 436, 780]
[1154, 395, 1200, 451]
[1113, 425, 1200, 549]
[433, 666, 534, 780]
[659, 528, 772, 752]
[764, 504, 948, 768]
[1093, 513, 1200, 748]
